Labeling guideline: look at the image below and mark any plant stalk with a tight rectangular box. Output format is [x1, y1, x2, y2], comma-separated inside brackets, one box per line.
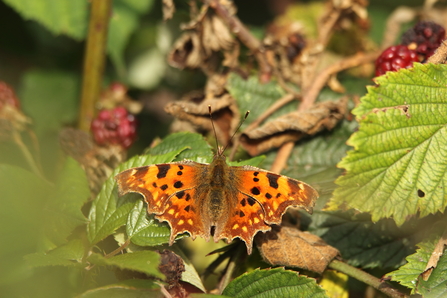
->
[78, 0, 112, 131]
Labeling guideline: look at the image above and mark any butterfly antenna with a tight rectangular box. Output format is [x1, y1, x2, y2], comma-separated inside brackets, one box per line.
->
[208, 106, 220, 153]
[222, 110, 250, 153]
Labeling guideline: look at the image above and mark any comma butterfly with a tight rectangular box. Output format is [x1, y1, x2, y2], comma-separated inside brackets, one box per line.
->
[115, 111, 319, 254]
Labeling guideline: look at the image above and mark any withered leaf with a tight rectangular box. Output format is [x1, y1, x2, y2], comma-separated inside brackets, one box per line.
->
[162, 0, 175, 21]
[168, 32, 203, 69]
[165, 93, 239, 146]
[240, 97, 348, 155]
[256, 226, 339, 274]
[421, 229, 447, 281]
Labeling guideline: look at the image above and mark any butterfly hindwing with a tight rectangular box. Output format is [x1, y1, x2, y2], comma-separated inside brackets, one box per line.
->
[215, 192, 271, 255]
[232, 166, 318, 224]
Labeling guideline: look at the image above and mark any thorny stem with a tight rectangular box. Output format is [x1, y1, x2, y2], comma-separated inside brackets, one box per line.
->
[205, 0, 272, 80]
[78, 0, 112, 132]
[329, 260, 409, 298]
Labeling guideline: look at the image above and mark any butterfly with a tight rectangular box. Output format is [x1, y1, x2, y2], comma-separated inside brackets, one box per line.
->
[115, 147, 318, 254]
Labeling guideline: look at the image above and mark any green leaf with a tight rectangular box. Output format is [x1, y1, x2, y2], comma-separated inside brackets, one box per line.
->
[147, 132, 213, 163]
[88, 250, 163, 278]
[79, 279, 162, 298]
[24, 239, 85, 267]
[108, 0, 155, 76]
[170, 247, 206, 293]
[388, 238, 435, 291]
[126, 200, 173, 246]
[331, 63, 447, 225]
[222, 268, 327, 298]
[0, 164, 51, 284]
[307, 211, 414, 269]
[43, 157, 89, 249]
[88, 149, 186, 244]
[3, 0, 88, 40]
[228, 155, 265, 167]
[20, 70, 80, 134]
[417, 251, 447, 297]
[227, 74, 294, 130]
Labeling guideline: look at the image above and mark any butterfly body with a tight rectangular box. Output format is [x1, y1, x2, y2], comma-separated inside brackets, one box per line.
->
[115, 154, 318, 254]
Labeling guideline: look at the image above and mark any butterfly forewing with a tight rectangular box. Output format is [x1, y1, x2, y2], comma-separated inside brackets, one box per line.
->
[115, 161, 207, 227]
[232, 166, 318, 224]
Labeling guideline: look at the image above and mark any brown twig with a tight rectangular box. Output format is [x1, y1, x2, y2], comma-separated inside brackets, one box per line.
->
[301, 51, 379, 111]
[78, 0, 112, 132]
[270, 141, 295, 173]
[205, 0, 272, 80]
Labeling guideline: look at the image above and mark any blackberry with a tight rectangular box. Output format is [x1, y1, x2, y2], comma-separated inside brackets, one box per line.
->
[375, 45, 419, 77]
[0, 82, 20, 110]
[401, 21, 445, 59]
[90, 107, 137, 149]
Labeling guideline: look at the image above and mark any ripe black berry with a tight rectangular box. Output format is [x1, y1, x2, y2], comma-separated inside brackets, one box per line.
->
[401, 21, 445, 59]
[375, 45, 419, 77]
[90, 107, 137, 149]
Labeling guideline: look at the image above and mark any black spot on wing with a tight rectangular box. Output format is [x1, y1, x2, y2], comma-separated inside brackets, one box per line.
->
[160, 184, 168, 191]
[134, 167, 148, 180]
[157, 164, 170, 179]
[152, 182, 157, 188]
[184, 205, 190, 212]
[174, 181, 183, 188]
[239, 211, 245, 217]
[247, 197, 256, 206]
[240, 198, 246, 207]
[267, 173, 279, 189]
[176, 191, 185, 199]
[265, 193, 272, 199]
[185, 193, 191, 201]
[251, 187, 260, 196]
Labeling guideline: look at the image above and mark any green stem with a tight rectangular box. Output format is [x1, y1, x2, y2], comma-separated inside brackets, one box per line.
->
[12, 131, 46, 180]
[78, 0, 112, 131]
[329, 259, 408, 298]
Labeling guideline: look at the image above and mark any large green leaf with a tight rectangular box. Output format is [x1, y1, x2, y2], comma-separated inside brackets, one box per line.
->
[108, 0, 155, 76]
[87, 149, 186, 244]
[42, 157, 89, 249]
[3, 0, 88, 40]
[417, 250, 447, 297]
[126, 200, 173, 246]
[147, 131, 214, 163]
[20, 70, 80, 134]
[24, 239, 85, 268]
[226, 74, 294, 130]
[88, 250, 163, 278]
[306, 211, 415, 269]
[0, 164, 51, 284]
[223, 268, 327, 298]
[79, 279, 162, 298]
[330, 63, 447, 225]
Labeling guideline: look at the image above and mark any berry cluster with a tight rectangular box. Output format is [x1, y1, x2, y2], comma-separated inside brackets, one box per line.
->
[90, 106, 137, 149]
[375, 21, 445, 77]
[0, 82, 20, 111]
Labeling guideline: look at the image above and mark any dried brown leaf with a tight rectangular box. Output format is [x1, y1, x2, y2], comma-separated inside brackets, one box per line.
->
[256, 226, 339, 274]
[240, 97, 348, 155]
[168, 32, 204, 69]
[421, 228, 447, 281]
[165, 92, 239, 146]
[162, 0, 175, 21]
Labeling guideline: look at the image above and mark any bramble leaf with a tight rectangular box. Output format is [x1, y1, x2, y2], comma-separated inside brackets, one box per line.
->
[330, 63, 447, 225]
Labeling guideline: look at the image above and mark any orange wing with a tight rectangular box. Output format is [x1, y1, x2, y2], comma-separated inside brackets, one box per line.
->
[231, 165, 318, 224]
[115, 161, 209, 244]
[213, 165, 318, 254]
